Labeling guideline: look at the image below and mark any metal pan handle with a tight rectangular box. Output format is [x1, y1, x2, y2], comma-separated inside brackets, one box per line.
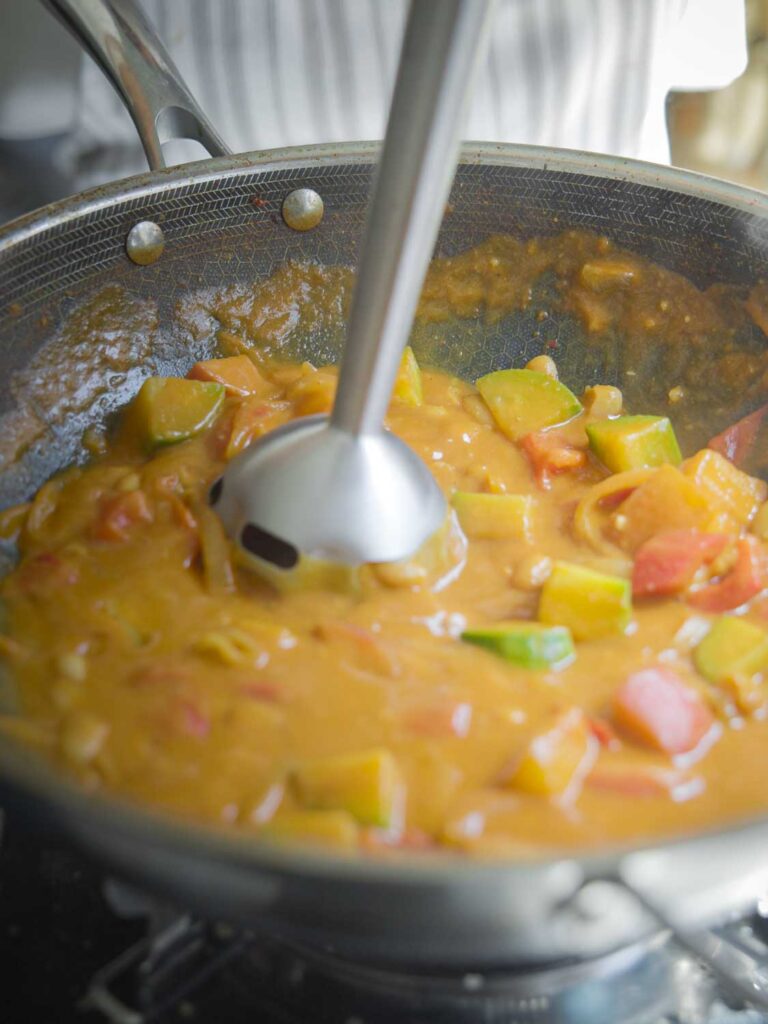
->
[42, 0, 231, 170]
[618, 881, 768, 1011]
[617, 838, 768, 1011]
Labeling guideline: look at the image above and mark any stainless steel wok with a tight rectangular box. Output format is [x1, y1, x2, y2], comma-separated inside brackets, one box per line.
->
[2, 0, 768, 1004]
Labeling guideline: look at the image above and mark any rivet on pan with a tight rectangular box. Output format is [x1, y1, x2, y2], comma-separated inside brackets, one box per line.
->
[126, 221, 166, 265]
[282, 189, 324, 231]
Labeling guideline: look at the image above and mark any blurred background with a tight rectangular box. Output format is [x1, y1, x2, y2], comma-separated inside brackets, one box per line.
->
[668, 0, 768, 188]
[0, 0, 766, 223]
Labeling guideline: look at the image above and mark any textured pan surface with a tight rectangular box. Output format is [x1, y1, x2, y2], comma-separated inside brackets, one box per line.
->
[2, 143, 768, 968]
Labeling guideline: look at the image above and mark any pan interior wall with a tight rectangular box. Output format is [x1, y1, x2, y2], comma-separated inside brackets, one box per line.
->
[0, 158, 767, 511]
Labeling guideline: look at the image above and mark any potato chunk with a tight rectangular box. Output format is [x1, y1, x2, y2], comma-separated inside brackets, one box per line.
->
[682, 449, 766, 525]
[613, 466, 709, 552]
[188, 355, 272, 397]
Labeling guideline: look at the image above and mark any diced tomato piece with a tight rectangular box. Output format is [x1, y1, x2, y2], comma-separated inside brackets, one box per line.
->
[360, 826, 434, 854]
[403, 700, 473, 738]
[688, 536, 768, 612]
[587, 763, 700, 798]
[632, 529, 729, 597]
[238, 679, 282, 702]
[613, 667, 715, 754]
[586, 716, 621, 750]
[16, 551, 80, 595]
[173, 699, 210, 738]
[94, 489, 153, 542]
[164, 494, 199, 564]
[314, 621, 401, 678]
[129, 662, 190, 688]
[225, 399, 290, 460]
[708, 403, 768, 469]
[151, 472, 181, 497]
[188, 355, 269, 397]
[521, 429, 587, 489]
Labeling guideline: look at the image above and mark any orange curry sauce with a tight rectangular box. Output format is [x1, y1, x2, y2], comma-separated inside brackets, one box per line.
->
[3, 230, 768, 858]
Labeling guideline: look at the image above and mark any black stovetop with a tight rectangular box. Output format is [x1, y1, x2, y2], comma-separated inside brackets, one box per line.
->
[2, 807, 768, 1024]
[0, 811, 143, 1023]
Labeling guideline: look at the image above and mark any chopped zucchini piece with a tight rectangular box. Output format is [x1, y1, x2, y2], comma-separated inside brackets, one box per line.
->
[538, 561, 632, 640]
[694, 615, 768, 685]
[393, 347, 423, 406]
[509, 708, 596, 796]
[261, 809, 359, 849]
[293, 748, 401, 828]
[131, 377, 224, 448]
[586, 415, 681, 473]
[451, 492, 535, 541]
[462, 622, 574, 670]
[682, 449, 767, 525]
[476, 369, 582, 441]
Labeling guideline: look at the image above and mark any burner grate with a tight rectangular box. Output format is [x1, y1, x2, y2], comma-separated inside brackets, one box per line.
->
[2, 817, 768, 1024]
[79, 911, 768, 1024]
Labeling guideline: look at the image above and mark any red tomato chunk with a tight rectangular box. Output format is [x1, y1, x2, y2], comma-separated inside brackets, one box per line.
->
[688, 536, 767, 612]
[708, 403, 768, 469]
[521, 429, 587, 489]
[94, 490, 153, 543]
[613, 668, 715, 754]
[632, 529, 728, 598]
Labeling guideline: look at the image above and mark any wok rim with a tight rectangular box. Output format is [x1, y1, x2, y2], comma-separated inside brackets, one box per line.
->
[3, 139, 768, 253]
[2, 140, 768, 916]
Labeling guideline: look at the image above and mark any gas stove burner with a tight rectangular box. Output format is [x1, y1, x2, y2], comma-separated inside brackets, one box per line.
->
[80, 909, 768, 1024]
[5, 821, 768, 1024]
[225, 933, 678, 1024]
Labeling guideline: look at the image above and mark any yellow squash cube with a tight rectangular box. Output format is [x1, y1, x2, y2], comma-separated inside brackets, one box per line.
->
[694, 615, 768, 685]
[261, 810, 359, 849]
[293, 748, 401, 828]
[587, 415, 681, 473]
[538, 561, 631, 640]
[509, 708, 597, 796]
[393, 347, 423, 406]
[451, 492, 535, 541]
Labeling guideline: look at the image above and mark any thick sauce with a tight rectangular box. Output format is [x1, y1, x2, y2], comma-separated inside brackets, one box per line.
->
[3, 230, 768, 858]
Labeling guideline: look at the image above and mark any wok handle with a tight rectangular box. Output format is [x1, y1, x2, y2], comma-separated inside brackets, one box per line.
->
[42, 0, 231, 171]
[616, 874, 768, 1010]
[614, 864, 768, 1015]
